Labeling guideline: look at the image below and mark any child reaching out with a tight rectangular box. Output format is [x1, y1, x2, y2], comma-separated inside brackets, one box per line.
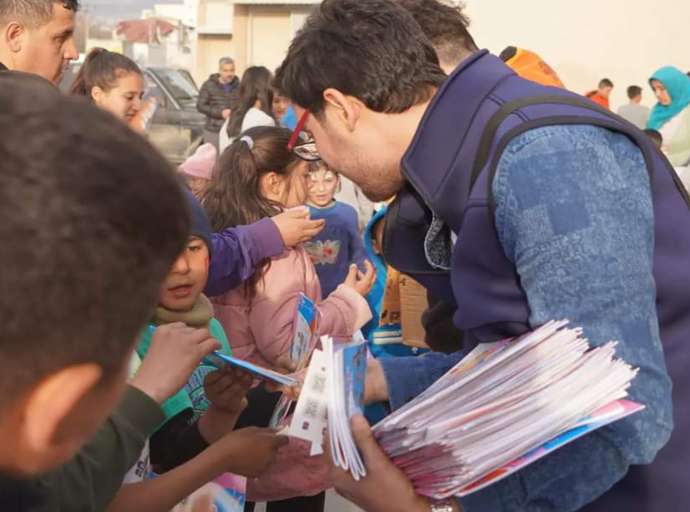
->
[205, 127, 375, 370]
[304, 163, 369, 297]
[107, 191, 287, 512]
[204, 126, 375, 508]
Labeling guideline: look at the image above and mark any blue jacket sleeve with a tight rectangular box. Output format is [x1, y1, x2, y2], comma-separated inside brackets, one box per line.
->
[379, 350, 465, 410]
[205, 217, 284, 297]
[460, 125, 672, 512]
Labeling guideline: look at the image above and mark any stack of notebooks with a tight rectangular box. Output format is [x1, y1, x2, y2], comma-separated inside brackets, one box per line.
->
[320, 320, 643, 499]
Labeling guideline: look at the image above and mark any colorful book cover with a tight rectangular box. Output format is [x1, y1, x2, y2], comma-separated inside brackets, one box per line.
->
[456, 399, 644, 497]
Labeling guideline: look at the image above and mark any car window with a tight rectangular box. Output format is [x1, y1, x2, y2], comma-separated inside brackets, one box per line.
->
[152, 69, 199, 103]
[144, 74, 168, 108]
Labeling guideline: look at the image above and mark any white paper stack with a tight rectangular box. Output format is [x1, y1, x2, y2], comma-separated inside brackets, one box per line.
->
[324, 335, 368, 481]
[332, 321, 642, 499]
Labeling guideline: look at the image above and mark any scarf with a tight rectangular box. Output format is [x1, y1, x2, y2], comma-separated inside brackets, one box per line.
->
[153, 294, 214, 328]
[647, 66, 690, 130]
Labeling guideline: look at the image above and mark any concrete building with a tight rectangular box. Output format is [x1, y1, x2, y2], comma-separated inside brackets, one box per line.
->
[195, 0, 319, 84]
[192, 0, 690, 112]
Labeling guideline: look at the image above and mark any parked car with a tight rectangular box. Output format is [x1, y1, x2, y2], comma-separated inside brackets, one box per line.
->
[60, 63, 205, 165]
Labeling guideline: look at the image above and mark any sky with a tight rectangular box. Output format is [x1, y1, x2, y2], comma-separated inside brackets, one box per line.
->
[81, 0, 182, 21]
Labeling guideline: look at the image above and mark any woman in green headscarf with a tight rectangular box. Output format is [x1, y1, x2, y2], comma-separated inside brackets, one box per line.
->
[647, 66, 690, 168]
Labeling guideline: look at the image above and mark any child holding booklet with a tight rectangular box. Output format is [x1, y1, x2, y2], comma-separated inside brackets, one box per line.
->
[204, 126, 376, 511]
[107, 191, 288, 512]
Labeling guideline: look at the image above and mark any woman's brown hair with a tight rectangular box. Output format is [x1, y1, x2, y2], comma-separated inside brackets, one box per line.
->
[70, 47, 142, 97]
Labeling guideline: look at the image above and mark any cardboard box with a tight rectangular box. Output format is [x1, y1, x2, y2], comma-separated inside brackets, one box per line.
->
[399, 274, 430, 349]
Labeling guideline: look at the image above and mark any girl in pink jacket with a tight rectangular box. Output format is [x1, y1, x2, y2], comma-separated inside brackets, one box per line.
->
[204, 126, 374, 509]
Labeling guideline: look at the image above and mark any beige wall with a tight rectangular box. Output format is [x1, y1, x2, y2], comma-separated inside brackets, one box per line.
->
[194, 2, 315, 85]
[464, 0, 690, 110]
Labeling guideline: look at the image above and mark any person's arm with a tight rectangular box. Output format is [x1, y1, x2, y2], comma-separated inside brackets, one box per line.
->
[206, 218, 283, 297]
[460, 125, 672, 512]
[40, 326, 220, 512]
[106, 427, 289, 512]
[206, 210, 326, 297]
[149, 410, 209, 474]
[196, 82, 223, 120]
[42, 386, 165, 512]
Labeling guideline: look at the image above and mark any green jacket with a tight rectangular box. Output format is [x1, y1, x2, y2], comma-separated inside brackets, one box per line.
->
[136, 318, 232, 423]
[33, 385, 164, 512]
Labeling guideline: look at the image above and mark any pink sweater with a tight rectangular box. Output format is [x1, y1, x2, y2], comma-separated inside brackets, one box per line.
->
[210, 246, 371, 501]
[211, 246, 371, 369]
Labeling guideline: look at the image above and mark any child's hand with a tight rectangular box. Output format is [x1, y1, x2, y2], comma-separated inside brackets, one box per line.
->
[215, 427, 289, 477]
[343, 260, 376, 297]
[272, 206, 325, 246]
[130, 323, 220, 404]
[204, 367, 253, 414]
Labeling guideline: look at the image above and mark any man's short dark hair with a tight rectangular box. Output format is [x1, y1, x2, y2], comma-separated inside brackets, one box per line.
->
[599, 78, 614, 89]
[627, 85, 642, 100]
[0, 72, 188, 403]
[394, 0, 478, 66]
[275, 0, 446, 115]
[0, 1, 79, 28]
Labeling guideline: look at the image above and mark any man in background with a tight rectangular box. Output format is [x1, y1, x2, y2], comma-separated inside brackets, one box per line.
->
[586, 78, 614, 109]
[618, 85, 651, 129]
[0, 0, 79, 83]
[197, 57, 240, 149]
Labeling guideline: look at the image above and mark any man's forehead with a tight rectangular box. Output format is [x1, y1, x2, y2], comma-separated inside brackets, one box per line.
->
[46, 3, 76, 31]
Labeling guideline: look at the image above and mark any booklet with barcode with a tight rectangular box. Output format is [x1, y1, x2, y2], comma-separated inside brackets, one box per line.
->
[302, 321, 644, 498]
[269, 294, 320, 429]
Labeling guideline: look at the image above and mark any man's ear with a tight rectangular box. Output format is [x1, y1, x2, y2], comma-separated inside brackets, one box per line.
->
[323, 88, 363, 133]
[20, 363, 103, 473]
[5, 22, 26, 53]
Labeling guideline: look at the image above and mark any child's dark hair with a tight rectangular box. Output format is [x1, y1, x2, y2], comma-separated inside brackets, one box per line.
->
[204, 126, 301, 294]
[226, 66, 275, 139]
[70, 47, 142, 97]
[0, 72, 189, 401]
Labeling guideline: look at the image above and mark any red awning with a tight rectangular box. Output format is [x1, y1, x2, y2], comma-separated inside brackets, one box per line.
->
[116, 18, 176, 44]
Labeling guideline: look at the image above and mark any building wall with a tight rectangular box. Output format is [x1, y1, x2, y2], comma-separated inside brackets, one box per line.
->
[463, 0, 690, 110]
[194, 1, 315, 84]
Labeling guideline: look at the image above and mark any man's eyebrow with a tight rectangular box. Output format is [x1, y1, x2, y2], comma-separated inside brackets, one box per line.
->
[55, 28, 74, 39]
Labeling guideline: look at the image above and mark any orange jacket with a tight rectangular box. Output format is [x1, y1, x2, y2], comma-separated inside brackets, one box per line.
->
[504, 48, 565, 89]
[586, 91, 610, 109]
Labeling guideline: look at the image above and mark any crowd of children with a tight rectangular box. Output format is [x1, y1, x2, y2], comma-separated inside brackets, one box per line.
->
[4, 1, 690, 512]
[0, 36, 407, 512]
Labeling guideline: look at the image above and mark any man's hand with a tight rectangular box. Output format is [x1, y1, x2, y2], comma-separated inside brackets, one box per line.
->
[215, 427, 289, 478]
[130, 323, 220, 404]
[272, 206, 325, 246]
[327, 416, 435, 512]
[221, 108, 231, 119]
[343, 260, 377, 297]
[204, 367, 253, 414]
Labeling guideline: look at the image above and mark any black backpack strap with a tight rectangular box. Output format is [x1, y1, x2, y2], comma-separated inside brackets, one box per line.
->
[469, 94, 690, 208]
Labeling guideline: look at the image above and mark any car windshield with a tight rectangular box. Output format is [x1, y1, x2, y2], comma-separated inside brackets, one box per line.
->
[152, 68, 198, 102]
